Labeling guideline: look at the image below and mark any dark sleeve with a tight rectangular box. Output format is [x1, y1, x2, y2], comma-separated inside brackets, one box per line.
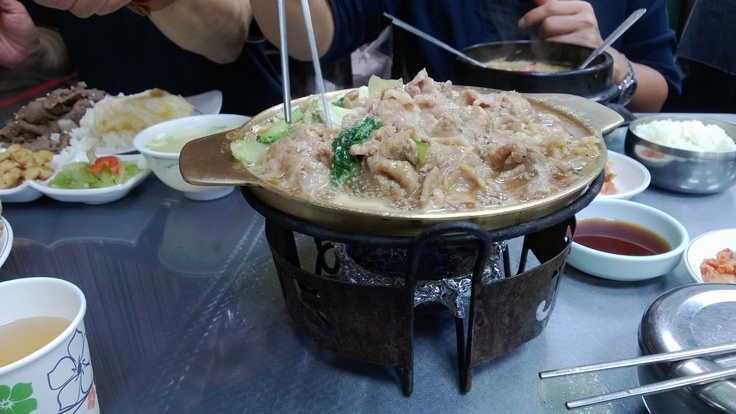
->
[20, 0, 58, 27]
[321, 0, 397, 64]
[591, 0, 682, 97]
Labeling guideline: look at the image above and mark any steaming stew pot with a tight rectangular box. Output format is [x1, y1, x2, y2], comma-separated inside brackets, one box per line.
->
[455, 40, 618, 103]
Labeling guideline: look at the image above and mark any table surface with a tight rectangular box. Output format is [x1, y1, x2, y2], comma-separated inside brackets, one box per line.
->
[1, 109, 734, 414]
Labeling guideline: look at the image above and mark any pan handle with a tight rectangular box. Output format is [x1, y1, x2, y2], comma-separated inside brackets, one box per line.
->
[525, 93, 625, 135]
[179, 129, 263, 187]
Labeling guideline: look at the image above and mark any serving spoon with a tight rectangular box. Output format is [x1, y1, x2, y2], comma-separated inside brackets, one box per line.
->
[383, 13, 486, 67]
[578, 8, 647, 69]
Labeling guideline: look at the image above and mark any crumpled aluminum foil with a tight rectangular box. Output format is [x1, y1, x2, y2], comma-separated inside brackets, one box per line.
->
[332, 242, 506, 318]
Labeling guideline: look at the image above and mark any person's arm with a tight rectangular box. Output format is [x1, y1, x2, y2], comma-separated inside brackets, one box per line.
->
[519, 0, 669, 111]
[250, 0, 335, 61]
[0, 0, 70, 75]
[600, 47, 669, 113]
[32, 0, 252, 64]
[148, 0, 253, 64]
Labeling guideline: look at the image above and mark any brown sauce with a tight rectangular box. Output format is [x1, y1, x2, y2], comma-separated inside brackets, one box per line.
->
[574, 218, 672, 256]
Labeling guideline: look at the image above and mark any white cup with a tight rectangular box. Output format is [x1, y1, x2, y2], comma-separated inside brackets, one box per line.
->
[0, 277, 99, 414]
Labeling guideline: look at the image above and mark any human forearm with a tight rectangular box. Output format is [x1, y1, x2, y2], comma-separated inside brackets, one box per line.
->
[250, 0, 334, 61]
[607, 47, 668, 112]
[149, 0, 252, 64]
[627, 62, 669, 112]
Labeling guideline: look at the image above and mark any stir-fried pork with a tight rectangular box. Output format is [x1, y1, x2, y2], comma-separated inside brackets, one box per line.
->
[238, 70, 602, 212]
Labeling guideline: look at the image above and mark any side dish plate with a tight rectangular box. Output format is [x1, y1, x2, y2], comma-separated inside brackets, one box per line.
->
[0, 216, 13, 268]
[27, 153, 151, 205]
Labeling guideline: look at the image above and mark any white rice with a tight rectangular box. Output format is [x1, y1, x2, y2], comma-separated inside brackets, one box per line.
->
[62, 89, 195, 155]
[64, 107, 135, 155]
[632, 119, 736, 152]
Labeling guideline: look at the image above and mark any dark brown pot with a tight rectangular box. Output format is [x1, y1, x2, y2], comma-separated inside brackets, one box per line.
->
[455, 40, 618, 103]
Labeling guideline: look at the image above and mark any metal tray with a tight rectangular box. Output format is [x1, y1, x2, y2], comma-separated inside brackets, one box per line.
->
[639, 283, 736, 413]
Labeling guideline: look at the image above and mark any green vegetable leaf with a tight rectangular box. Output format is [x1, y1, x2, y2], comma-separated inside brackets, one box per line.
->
[331, 117, 383, 185]
[367, 75, 403, 95]
[48, 159, 140, 189]
[231, 140, 270, 164]
[415, 140, 427, 169]
[256, 107, 304, 144]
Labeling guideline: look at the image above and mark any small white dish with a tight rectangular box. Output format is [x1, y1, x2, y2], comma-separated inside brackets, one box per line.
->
[567, 198, 689, 281]
[28, 153, 151, 204]
[598, 150, 651, 200]
[186, 89, 223, 116]
[684, 228, 736, 283]
[133, 114, 248, 201]
[0, 216, 13, 268]
[0, 181, 44, 203]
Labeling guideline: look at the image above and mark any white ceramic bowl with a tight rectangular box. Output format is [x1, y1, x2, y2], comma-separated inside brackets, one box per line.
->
[133, 114, 249, 200]
[598, 150, 650, 200]
[567, 198, 689, 281]
[684, 228, 736, 283]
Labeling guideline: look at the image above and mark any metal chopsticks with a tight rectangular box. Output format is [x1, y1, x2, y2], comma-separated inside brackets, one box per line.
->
[277, 0, 291, 123]
[276, 0, 331, 127]
[566, 365, 736, 409]
[539, 340, 736, 409]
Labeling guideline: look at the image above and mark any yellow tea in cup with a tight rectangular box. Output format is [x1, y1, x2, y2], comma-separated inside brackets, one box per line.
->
[0, 316, 71, 367]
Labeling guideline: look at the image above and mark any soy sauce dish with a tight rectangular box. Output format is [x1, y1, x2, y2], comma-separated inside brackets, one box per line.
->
[567, 198, 689, 281]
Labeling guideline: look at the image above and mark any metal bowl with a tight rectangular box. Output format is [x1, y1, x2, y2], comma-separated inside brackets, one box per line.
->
[455, 40, 618, 103]
[638, 283, 736, 413]
[625, 115, 736, 194]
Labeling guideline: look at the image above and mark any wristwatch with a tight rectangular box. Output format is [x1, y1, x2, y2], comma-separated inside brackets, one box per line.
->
[615, 57, 637, 106]
[127, 0, 178, 16]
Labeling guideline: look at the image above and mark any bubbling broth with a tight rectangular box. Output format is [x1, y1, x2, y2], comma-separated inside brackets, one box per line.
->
[574, 218, 671, 256]
[0, 316, 71, 367]
[484, 57, 571, 73]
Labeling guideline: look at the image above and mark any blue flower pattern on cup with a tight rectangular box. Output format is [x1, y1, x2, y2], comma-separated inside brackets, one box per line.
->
[46, 329, 94, 413]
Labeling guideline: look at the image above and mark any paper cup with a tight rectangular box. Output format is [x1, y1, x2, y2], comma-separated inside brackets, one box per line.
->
[0, 277, 99, 413]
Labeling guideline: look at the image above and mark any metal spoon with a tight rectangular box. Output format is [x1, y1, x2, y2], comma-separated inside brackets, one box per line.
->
[578, 8, 647, 69]
[383, 13, 486, 67]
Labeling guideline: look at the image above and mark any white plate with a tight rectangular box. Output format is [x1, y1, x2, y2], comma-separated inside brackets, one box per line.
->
[684, 228, 736, 283]
[0, 90, 222, 200]
[598, 150, 651, 200]
[0, 216, 13, 268]
[92, 90, 224, 156]
[0, 146, 46, 202]
[0, 181, 44, 203]
[186, 89, 223, 116]
[27, 153, 151, 204]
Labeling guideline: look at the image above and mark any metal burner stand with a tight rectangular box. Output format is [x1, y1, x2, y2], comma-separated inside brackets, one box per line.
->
[241, 173, 603, 396]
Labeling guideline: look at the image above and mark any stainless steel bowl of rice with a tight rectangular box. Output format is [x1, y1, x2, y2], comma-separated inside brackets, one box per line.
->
[624, 114, 736, 194]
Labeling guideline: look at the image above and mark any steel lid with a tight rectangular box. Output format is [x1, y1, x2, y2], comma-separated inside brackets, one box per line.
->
[638, 283, 736, 413]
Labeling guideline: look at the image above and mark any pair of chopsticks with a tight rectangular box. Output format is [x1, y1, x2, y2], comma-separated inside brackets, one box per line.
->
[276, 0, 331, 127]
[539, 340, 736, 409]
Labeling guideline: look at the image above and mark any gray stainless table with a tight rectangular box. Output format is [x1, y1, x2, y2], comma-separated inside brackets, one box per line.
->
[1, 114, 734, 414]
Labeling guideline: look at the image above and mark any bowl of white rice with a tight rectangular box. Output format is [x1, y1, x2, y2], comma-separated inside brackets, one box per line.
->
[625, 115, 736, 194]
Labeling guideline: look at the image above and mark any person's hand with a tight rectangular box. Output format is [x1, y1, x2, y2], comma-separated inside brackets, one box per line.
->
[518, 0, 603, 48]
[519, 0, 631, 84]
[0, 0, 41, 69]
[33, 0, 131, 18]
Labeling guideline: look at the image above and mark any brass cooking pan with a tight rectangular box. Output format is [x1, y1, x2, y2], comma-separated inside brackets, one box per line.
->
[179, 86, 623, 236]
